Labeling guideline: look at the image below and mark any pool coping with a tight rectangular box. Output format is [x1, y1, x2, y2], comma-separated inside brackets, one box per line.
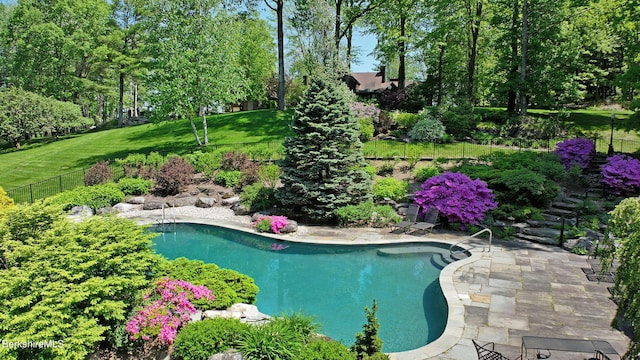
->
[139, 216, 483, 359]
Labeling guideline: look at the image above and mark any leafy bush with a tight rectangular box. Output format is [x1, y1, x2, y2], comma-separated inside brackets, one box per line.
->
[126, 278, 215, 344]
[173, 318, 250, 360]
[117, 177, 155, 196]
[414, 166, 440, 182]
[350, 102, 381, 123]
[241, 183, 276, 212]
[601, 155, 640, 195]
[215, 170, 243, 188]
[259, 163, 280, 188]
[555, 138, 595, 170]
[238, 316, 308, 360]
[0, 186, 14, 218]
[430, 102, 479, 139]
[84, 161, 114, 186]
[116, 153, 148, 178]
[372, 177, 408, 202]
[184, 150, 223, 179]
[358, 117, 375, 142]
[253, 215, 289, 234]
[156, 257, 259, 310]
[46, 183, 125, 211]
[414, 172, 497, 228]
[487, 169, 560, 208]
[351, 300, 386, 359]
[392, 112, 419, 130]
[376, 160, 396, 175]
[0, 208, 159, 359]
[298, 338, 356, 360]
[156, 156, 195, 195]
[364, 164, 377, 178]
[335, 201, 401, 227]
[408, 110, 446, 143]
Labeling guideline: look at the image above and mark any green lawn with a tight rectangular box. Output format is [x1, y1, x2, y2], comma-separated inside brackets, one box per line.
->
[0, 109, 293, 190]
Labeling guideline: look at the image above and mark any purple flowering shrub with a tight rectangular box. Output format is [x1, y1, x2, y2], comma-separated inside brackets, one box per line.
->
[253, 215, 289, 234]
[555, 138, 595, 170]
[414, 172, 498, 228]
[126, 278, 215, 344]
[350, 102, 381, 122]
[601, 155, 640, 195]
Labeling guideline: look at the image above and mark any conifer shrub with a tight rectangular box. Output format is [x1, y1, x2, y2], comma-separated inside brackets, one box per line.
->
[601, 155, 640, 195]
[299, 338, 356, 360]
[408, 110, 446, 143]
[278, 78, 372, 222]
[46, 183, 125, 211]
[351, 300, 387, 359]
[0, 186, 14, 218]
[84, 160, 114, 186]
[156, 156, 194, 195]
[241, 183, 276, 212]
[414, 172, 497, 228]
[173, 318, 250, 360]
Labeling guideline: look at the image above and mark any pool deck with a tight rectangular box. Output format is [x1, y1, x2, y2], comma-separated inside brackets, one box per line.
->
[135, 213, 630, 360]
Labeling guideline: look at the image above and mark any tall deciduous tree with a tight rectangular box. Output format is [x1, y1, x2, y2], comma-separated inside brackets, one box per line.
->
[144, 0, 247, 146]
[238, 13, 276, 102]
[277, 78, 372, 222]
[264, 0, 286, 110]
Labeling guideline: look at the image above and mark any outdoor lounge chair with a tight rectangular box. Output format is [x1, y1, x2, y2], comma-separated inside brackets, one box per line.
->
[409, 207, 439, 233]
[390, 203, 420, 232]
[473, 339, 520, 360]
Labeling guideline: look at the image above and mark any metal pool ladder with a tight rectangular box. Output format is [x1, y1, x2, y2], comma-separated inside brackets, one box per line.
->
[449, 227, 493, 259]
[158, 202, 176, 232]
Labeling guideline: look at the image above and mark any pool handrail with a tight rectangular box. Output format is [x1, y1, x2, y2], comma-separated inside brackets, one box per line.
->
[449, 227, 493, 258]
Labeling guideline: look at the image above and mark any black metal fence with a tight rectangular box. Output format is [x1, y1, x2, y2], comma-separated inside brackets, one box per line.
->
[6, 137, 640, 204]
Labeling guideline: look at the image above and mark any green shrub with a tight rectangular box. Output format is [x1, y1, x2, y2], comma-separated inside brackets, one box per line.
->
[408, 110, 446, 143]
[392, 112, 419, 130]
[173, 318, 250, 360]
[351, 300, 384, 358]
[156, 156, 194, 195]
[117, 177, 154, 196]
[215, 170, 243, 188]
[414, 166, 440, 182]
[145, 151, 165, 169]
[238, 317, 307, 360]
[299, 338, 356, 360]
[259, 163, 280, 188]
[364, 165, 377, 178]
[0, 185, 15, 218]
[156, 257, 259, 309]
[116, 153, 147, 177]
[376, 161, 396, 176]
[358, 117, 375, 142]
[241, 183, 276, 212]
[372, 177, 408, 202]
[335, 201, 400, 228]
[84, 161, 114, 186]
[184, 150, 223, 179]
[254, 217, 272, 233]
[431, 102, 479, 139]
[46, 183, 125, 211]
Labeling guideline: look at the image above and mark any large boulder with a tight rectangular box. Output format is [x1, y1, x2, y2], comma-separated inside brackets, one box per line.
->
[209, 350, 244, 360]
[127, 196, 146, 205]
[113, 203, 143, 213]
[196, 197, 217, 208]
[280, 219, 298, 234]
[143, 200, 165, 210]
[222, 196, 240, 206]
[232, 203, 251, 216]
[202, 303, 270, 325]
[71, 205, 93, 217]
[171, 196, 197, 207]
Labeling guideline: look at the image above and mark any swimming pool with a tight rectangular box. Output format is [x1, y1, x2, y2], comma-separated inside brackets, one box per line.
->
[151, 223, 458, 352]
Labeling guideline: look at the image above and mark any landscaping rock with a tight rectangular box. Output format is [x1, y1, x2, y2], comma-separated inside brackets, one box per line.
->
[127, 196, 146, 204]
[232, 203, 251, 216]
[203, 303, 271, 325]
[196, 197, 217, 208]
[209, 350, 245, 360]
[585, 228, 604, 241]
[222, 196, 240, 206]
[143, 200, 165, 210]
[96, 207, 115, 215]
[573, 237, 595, 252]
[113, 202, 143, 212]
[71, 205, 93, 217]
[281, 219, 298, 234]
[171, 196, 197, 207]
[175, 192, 192, 198]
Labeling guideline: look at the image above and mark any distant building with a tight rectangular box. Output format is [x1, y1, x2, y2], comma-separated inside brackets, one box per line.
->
[343, 66, 401, 98]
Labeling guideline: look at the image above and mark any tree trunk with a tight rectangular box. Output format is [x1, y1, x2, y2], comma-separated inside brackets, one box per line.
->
[190, 118, 202, 146]
[520, 0, 528, 115]
[334, 0, 342, 53]
[201, 107, 209, 146]
[398, 13, 406, 89]
[133, 82, 138, 117]
[346, 26, 353, 71]
[276, 0, 286, 110]
[506, 0, 519, 113]
[467, 0, 482, 101]
[437, 42, 446, 105]
[118, 68, 124, 128]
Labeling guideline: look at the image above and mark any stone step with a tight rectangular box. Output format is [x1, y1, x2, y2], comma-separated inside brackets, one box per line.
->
[521, 226, 562, 238]
[525, 219, 563, 228]
[551, 201, 578, 211]
[543, 207, 576, 218]
[514, 233, 559, 246]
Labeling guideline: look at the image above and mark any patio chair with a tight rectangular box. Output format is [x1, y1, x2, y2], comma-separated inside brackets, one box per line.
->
[409, 207, 439, 234]
[390, 203, 420, 232]
[589, 349, 617, 360]
[473, 339, 520, 360]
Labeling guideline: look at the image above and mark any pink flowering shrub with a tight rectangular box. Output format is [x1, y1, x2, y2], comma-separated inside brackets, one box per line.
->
[601, 155, 640, 195]
[350, 102, 381, 122]
[253, 215, 289, 234]
[555, 138, 595, 170]
[126, 278, 215, 344]
[414, 172, 497, 228]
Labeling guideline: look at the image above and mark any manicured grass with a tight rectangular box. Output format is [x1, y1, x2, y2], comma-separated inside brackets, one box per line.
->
[0, 109, 293, 190]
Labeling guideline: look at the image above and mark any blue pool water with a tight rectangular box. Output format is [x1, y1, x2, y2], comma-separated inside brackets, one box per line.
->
[151, 223, 451, 352]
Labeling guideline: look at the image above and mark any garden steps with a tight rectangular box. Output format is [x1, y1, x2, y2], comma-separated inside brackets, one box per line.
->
[513, 233, 558, 246]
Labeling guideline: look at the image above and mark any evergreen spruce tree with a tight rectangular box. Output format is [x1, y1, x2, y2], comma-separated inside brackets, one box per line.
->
[277, 77, 372, 223]
[351, 300, 386, 359]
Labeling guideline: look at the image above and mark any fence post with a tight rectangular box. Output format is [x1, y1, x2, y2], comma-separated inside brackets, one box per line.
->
[29, 184, 33, 203]
[59, 175, 63, 192]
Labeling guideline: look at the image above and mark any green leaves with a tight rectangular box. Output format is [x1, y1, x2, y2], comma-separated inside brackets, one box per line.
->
[0, 204, 160, 359]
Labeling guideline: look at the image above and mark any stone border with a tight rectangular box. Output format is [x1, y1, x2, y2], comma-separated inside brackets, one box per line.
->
[134, 215, 480, 359]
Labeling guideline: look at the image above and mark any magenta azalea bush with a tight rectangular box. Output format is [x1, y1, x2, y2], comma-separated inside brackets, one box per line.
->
[126, 278, 215, 344]
[555, 138, 595, 170]
[253, 215, 289, 234]
[601, 155, 640, 195]
[414, 172, 497, 228]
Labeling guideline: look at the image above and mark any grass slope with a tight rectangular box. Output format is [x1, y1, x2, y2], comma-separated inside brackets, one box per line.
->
[0, 109, 293, 190]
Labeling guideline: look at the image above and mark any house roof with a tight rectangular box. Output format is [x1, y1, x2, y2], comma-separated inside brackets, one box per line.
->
[349, 72, 397, 93]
